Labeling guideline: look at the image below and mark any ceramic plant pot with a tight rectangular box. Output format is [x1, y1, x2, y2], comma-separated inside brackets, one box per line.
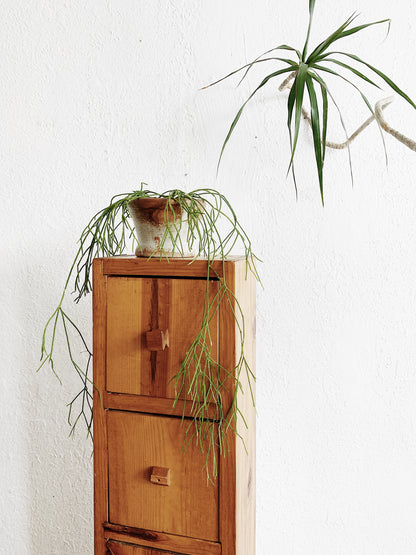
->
[128, 198, 197, 258]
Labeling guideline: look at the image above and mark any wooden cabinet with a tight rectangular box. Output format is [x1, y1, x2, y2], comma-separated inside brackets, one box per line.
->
[93, 257, 256, 555]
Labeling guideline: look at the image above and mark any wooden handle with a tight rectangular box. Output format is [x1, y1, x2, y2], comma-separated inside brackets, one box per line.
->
[150, 466, 171, 486]
[145, 329, 169, 351]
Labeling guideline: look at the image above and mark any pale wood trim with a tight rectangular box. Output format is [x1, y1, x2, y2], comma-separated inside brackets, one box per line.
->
[103, 524, 221, 555]
[235, 260, 256, 555]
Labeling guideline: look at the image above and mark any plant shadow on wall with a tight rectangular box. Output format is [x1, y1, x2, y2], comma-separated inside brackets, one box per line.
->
[38, 186, 259, 479]
[203, 0, 416, 201]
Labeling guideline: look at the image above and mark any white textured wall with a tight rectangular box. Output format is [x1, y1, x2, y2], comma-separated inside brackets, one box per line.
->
[2, 1, 416, 553]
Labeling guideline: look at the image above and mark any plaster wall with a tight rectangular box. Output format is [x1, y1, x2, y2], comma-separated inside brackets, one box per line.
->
[1, 1, 416, 553]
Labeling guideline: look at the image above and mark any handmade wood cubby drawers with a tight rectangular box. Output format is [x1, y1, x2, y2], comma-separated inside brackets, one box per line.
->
[93, 257, 256, 555]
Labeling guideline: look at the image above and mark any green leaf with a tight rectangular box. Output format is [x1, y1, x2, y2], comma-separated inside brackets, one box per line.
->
[313, 63, 388, 162]
[201, 53, 298, 90]
[315, 58, 381, 89]
[320, 82, 328, 167]
[302, 0, 317, 60]
[306, 74, 324, 203]
[287, 63, 309, 172]
[286, 78, 298, 194]
[287, 77, 297, 129]
[334, 18, 390, 41]
[307, 15, 390, 65]
[308, 0, 316, 16]
[329, 51, 416, 109]
[217, 65, 295, 171]
[310, 71, 354, 185]
[236, 45, 301, 85]
[306, 12, 358, 64]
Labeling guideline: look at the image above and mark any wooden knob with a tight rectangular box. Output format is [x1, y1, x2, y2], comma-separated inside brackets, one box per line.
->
[145, 329, 169, 351]
[150, 466, 171, 486]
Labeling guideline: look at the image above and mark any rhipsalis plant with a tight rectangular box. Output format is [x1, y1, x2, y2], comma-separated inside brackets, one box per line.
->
[204, 0, 416, 202]
[38, 186, 259, 479]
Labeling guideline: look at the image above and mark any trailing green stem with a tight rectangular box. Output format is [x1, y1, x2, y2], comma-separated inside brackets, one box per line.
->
[38, 185, 259, 480]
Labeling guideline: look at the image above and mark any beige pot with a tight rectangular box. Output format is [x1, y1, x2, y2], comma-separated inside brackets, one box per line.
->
[128, 197, 197, 258]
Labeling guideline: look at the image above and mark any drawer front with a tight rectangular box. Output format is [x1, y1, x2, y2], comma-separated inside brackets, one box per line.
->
[106, 540, 178, 554]
[106, 277, 219, 399]
[107, 411, 219, 542]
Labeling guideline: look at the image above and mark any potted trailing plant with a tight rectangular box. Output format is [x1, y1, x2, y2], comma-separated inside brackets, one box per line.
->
[38, 185, 259, 478]
[204, 0, 416, 201]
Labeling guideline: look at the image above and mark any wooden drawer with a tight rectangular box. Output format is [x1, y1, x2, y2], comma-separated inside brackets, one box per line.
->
[106, 540, 179, 554]
[107, 411, 219, 542]
[106, 277, 219, 400]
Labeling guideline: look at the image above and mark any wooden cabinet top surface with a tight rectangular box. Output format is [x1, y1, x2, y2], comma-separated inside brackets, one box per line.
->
[94, 255, 249, 279]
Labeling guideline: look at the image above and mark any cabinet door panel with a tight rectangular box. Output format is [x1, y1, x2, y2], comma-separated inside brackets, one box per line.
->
[107, 411, 219, 542]
[106, 277, 219, 399]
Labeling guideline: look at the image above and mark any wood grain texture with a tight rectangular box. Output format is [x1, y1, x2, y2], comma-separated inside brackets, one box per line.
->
[104, 528, 221, 555]
[107, 411, 219, 542]
[93, 259, 109, 554]
[106, 539, 179, 554]
[100, 255, 247, 279]
[102, 392, 219, 420]
[107, 540, 166, 554]
[106, 276, 219, 403]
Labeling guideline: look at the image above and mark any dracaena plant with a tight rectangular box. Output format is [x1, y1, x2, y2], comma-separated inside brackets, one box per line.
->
[205, 0, 416, 202]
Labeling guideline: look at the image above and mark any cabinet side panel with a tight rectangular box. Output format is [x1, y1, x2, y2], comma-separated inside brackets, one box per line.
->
[93, 259, 109, 554]
[219, 260, 256, 555]
[235, 261, 256, 555]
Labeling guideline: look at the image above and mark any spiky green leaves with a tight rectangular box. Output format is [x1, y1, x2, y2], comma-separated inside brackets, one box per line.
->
[206, 5, 416, 202]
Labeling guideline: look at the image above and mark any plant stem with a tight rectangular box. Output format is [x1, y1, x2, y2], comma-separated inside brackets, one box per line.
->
[38, 186, 260, 480]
